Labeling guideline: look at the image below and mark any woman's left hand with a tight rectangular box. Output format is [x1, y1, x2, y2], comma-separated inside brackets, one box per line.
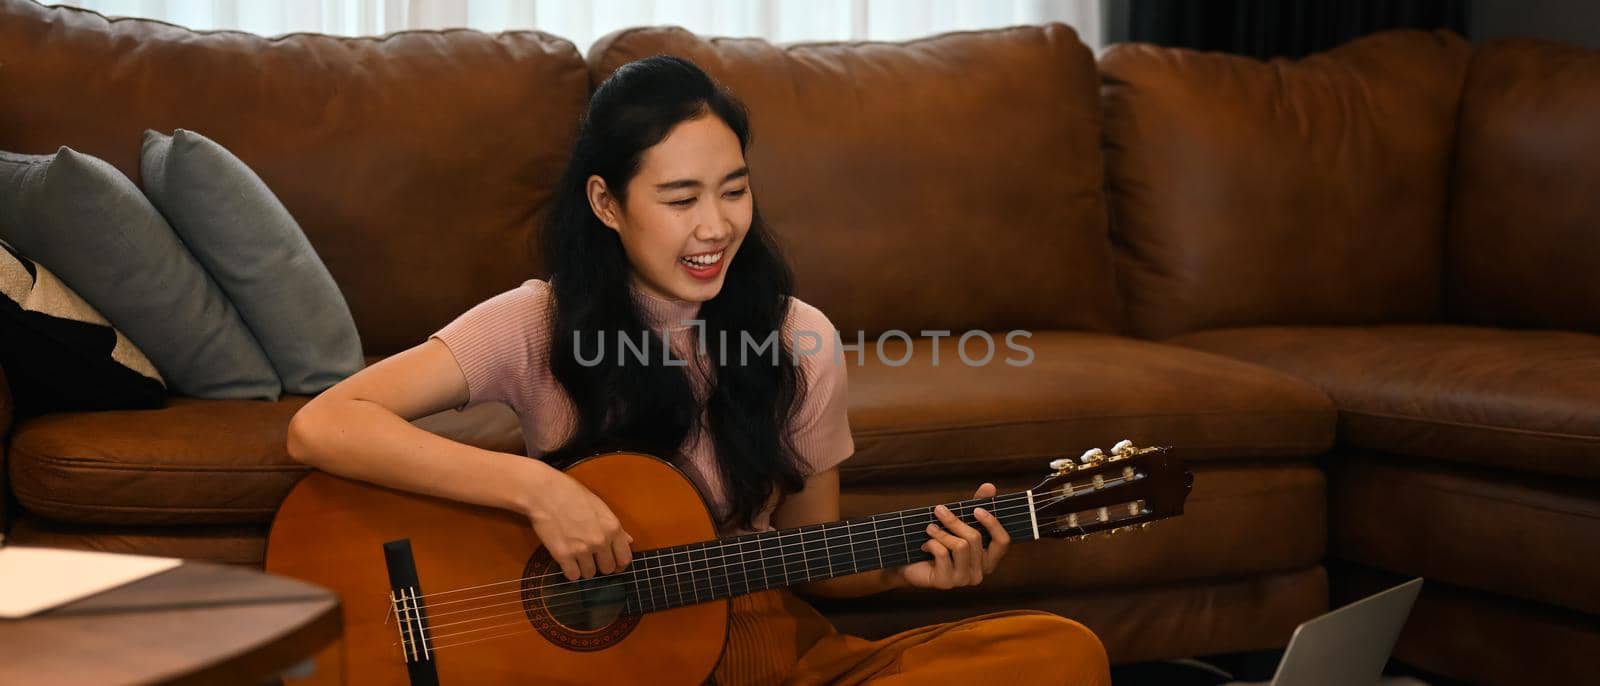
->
[894, 482, 1010, 590]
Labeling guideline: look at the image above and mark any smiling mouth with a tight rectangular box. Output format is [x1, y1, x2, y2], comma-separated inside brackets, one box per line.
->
[678, 250, 726, 269]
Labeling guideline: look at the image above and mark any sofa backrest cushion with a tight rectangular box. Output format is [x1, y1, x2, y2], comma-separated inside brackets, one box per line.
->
[0, 0, 589, 355]
[588, 25, 1123, 336]
[1100, 30, 1470, 339]
[1447, 38, 1600, 333]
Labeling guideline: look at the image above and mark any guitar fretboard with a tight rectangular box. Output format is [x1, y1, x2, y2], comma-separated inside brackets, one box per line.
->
[616, 492, 1040, 614]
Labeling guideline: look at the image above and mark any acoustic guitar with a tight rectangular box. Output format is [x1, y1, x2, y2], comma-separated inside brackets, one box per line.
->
[266, 440, 1192, 685]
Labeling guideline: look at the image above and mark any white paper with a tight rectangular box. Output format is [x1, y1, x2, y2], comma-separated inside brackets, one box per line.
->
[0, 546, 182, 618]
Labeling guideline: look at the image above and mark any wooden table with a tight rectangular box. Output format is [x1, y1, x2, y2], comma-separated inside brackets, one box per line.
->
[0, 560, 341, 685]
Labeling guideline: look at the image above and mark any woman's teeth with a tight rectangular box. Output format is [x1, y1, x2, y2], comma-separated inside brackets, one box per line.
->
[679, 250, 724, 268]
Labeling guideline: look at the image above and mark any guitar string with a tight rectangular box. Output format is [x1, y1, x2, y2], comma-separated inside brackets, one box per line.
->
[402, 486, 1136, 649]
[421, 547, 948, 653]
[413, 469, 1133, 611]
[417, 516, 1131, 654]
[421, 491, 1035, 614]
[414, 459, 1162, 655]
[416, 503, 1039, 634]
[412, 489, 1056, 610]
[414, 494, 1043, 626]
[411, 491, 1037, 605]
[421, 496, 1132, 654]
[407, 495, 1058, 647]
[429, 625, 544, 652]
[395, 482, 1127, 640]
[417, 545, 954, 641]
[421, 474, 1134, 613]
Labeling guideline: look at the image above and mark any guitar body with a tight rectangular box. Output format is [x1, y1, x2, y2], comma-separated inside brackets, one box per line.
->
[266, 452, 728, 685]
[267, 440, 1192, 685]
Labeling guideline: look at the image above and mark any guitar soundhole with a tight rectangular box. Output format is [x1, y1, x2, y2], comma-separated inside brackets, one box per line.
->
[521, 549, 641, 651]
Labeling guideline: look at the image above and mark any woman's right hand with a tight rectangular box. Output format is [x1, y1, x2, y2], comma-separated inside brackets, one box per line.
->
[518, 461, 634, 581]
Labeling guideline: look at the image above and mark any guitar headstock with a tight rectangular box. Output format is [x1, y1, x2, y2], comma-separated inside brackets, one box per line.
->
[1028, 440, 1193, 539]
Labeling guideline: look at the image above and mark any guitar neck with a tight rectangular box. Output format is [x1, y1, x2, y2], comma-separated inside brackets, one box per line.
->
[620, 491, 1041, 614]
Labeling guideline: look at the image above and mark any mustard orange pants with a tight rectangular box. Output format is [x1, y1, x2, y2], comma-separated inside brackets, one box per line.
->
[710, 590, 1111, 686]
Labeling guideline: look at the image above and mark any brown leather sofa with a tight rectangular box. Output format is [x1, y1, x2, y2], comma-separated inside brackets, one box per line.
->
[1100, 31, 1600, 685]
[1, 2, 1594, 683]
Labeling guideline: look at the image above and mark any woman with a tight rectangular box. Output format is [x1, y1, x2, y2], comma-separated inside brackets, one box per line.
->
[287, 55, 1109, 685]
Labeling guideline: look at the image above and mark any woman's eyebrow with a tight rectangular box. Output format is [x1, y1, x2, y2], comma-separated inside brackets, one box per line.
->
[654, 166, 751, 192]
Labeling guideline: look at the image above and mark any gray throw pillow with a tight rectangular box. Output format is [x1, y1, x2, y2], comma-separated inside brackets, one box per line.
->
[141, 130, 364, 394]
[0, 146, 281, 400]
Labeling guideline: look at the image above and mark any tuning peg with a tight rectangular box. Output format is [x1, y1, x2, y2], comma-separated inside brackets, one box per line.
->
[1078, 448, 1105, 466]
[1048, 457, 1077, 474]
[1107, 440, 1136, 461]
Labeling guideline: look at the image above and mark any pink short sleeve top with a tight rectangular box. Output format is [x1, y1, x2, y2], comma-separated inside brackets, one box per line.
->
[429, 279, 855, 534]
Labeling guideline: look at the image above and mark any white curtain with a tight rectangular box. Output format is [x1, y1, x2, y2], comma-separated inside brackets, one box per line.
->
[54, 1, 1103, 53]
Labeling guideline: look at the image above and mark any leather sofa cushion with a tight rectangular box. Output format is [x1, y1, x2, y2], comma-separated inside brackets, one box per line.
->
[1333, 454, 1600, 615]
[843, 332, 1334, 483]
[11, 334, 1334, 527]
[588, 25, 1123, 336]
[1171, 325, 1600, 478]
[10, 396, 312, 526]
[5, 516, 270, 567]
[0, 0, 589, 355]
[1100, 30, 1470, 338]
[1448, 38, 1600, 333]
[843, 462, 1325, 592]
[8, 394, 529, 527]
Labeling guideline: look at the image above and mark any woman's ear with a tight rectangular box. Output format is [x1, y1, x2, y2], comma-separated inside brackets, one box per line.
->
[586, 175, 622, 233]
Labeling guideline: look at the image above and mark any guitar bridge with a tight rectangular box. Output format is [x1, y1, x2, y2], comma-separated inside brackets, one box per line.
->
[384, 539, 441, 685]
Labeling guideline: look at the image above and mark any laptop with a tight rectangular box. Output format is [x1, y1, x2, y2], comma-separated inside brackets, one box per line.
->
[1258, 577, 1426, 686]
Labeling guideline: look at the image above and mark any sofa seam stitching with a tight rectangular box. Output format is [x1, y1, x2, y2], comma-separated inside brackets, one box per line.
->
[1340, 408, 1600, 443]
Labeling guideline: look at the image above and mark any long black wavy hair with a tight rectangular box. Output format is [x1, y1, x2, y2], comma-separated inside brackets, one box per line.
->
[537, 55, 808, 531]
